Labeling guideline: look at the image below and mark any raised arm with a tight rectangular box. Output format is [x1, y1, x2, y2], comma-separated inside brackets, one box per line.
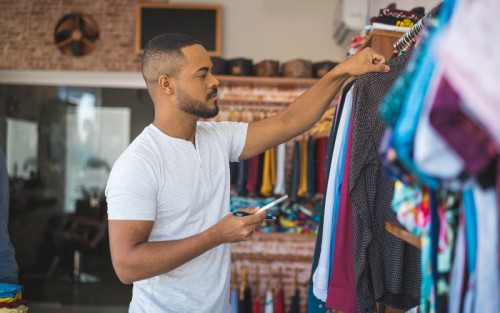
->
[239, 47, 389, 160]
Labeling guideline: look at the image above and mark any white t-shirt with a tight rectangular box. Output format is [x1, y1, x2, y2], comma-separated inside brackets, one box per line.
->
[106, 121, 248, 313]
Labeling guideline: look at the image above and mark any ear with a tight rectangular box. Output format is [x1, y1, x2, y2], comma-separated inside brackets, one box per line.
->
[158, 75, 174, 95]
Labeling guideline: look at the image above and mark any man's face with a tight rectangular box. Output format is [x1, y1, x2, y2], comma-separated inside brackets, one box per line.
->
[175, 45, 220, 118]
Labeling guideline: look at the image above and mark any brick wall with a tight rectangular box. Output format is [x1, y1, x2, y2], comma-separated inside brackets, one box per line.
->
[0, 0, 141, 71]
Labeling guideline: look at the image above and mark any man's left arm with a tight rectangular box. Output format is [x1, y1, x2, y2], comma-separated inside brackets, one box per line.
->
[238, 47, 389, 161]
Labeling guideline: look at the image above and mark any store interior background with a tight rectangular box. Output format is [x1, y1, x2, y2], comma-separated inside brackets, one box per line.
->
[0, 0, 439, 312]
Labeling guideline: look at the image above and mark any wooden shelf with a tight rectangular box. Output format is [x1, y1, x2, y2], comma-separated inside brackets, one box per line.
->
[216, 75, 318, 87]
[361, 29, 405, 60]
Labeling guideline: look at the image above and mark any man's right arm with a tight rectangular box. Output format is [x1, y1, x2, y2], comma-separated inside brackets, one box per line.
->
[108, 208, 265, 284]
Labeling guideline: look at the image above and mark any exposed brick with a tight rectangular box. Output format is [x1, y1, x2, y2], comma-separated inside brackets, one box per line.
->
[0, 0, 139, 71]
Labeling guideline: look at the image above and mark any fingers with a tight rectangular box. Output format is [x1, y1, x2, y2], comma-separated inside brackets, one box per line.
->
[370, 52, 386, 65]
[369, 49, 390, 73]
[238, 206, 259, 214]
[377, 62, 390, 73]
[240, 214, 264, 239]
[340, 47, 390, 77]
[246, 213, 265, 226]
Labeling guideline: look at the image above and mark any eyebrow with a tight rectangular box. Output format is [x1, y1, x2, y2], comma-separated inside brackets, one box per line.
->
[196, 66, 209, 73]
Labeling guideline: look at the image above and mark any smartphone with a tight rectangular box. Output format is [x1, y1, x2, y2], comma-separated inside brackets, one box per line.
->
[231, 194, 288, 219]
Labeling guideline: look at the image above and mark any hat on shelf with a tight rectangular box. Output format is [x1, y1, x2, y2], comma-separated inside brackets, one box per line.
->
[226, 58, 254, 76]
[254, 60, 280, 77]
[281, 59, 312, 78]
[312, 61, 339, 78]
[210, 56, 227, 75]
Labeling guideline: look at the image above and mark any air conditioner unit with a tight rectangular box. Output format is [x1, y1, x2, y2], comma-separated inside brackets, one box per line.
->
[341, 0, 369, 30]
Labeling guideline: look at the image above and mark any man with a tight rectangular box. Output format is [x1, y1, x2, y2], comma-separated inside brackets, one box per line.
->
[0, 147, 18, 284]
[106, 33, 389, 312]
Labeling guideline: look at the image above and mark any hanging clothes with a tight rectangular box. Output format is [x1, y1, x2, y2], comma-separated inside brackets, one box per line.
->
[325, 115, 357, 312]
[231, 287, 240, 313]
[274, 287, 284, 313]
[239, 266, 253, 313]
[253, 295, 261, 313]
[289, 288, 300, 313]
[471, 184, 500, 313]
[307, 80, 354, 313]
[437, 0, 500, 147]
[264, 288, 274, 313]
[239, 287, 253, 313]
[413, 70, 464, 182]
[349, 47, 421, 312]
[448, 212, 466, 313]
[237, 160, 249, 196]
[246, 155, 261, 194]
[428, 76, 497, 182]
[297, 136, 309, 197]
[311, 85, 353, 302]
[261, 147, 276, 196]
[307, 136, 316, 197]
[230, 162, 240, 185]
[314, 137, 328, 195]
[289, 141, 301, 202]
[274, 143, 287, 195]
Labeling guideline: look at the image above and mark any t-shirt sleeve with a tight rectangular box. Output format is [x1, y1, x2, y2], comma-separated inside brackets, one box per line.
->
[212, 121, 248, 162]
[105, 152, 159, 221]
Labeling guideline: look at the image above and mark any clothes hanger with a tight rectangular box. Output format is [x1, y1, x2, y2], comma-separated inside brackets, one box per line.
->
[393, 13, 431, 52]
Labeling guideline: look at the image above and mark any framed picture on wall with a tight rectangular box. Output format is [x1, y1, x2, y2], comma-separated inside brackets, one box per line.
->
[135, 2, 222, 56]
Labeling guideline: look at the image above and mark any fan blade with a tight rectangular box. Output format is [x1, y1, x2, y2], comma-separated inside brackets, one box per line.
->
[55, 30, 72, 43]
[57, 36, 73, 48]
[71, 41, 82, 56]
[56, 15, 77, 33]
[81, 37, 94, 47]
[81, 15, 99, 40]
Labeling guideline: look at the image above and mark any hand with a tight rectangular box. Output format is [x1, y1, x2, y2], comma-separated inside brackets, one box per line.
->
[209, 207, 265, 244]
[336, 47, 390, 77]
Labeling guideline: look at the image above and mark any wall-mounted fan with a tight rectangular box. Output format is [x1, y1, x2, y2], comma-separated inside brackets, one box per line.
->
[54, 13, 99, 57]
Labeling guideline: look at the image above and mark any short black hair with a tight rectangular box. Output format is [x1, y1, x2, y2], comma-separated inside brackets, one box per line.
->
[141, 33, 202, 89]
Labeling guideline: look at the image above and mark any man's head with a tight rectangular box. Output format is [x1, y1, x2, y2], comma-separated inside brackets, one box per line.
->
[142, 33, 200, 88]
[141, 33, 220, 119]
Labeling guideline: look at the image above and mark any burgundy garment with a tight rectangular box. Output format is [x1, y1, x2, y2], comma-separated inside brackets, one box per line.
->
[315, 136, 328, 194]
[245, 155, 260, 193]
[429, 76, 498, 177]
[498, 158, 500, 281]
[253, 295, 261, 313]
[275, 288, 284, 313]
[326, 118, 357, 312]
[0, 299, 28, 308]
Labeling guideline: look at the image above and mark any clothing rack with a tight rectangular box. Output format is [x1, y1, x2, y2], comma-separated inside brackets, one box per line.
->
[393, 13, 431, 52]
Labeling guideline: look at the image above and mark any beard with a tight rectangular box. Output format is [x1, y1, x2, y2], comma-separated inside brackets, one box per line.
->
[177, 86, 219, 118]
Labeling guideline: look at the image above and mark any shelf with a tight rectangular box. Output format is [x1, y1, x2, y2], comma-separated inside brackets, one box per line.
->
[216, 75, 318, 87]
[361, 29, 404, 60]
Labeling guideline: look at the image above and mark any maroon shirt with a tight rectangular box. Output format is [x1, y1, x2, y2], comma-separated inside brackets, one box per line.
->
[326, 118, 357, 312]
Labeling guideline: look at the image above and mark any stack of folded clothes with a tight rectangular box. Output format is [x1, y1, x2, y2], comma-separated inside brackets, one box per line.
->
[370, 5, 425, 30]
[0, 284, 28, 313]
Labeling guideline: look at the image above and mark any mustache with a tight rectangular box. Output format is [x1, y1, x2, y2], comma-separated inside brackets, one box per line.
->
[206, 86, 218, 99]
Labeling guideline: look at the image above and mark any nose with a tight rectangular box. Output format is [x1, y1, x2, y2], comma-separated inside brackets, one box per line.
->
[209, 72, 219, 88]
